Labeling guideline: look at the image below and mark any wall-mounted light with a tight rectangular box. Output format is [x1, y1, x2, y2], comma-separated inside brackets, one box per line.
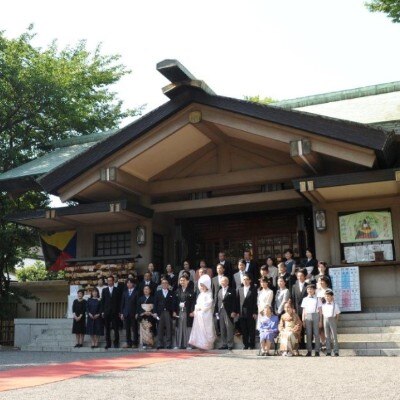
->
[136, 226, 146, 246]
[315, 210, 327, 231]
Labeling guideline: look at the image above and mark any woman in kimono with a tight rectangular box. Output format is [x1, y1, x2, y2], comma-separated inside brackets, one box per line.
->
[258, 305, 279, 356]
[136, 285, 156, 349]
[86, 287, 104, 348]
[188, 274, 216, 350]
[173, 275, 195, 349]
[279, 301, 302, 356]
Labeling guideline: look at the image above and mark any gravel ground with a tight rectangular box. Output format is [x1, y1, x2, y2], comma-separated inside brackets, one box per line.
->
[1, 351, 400, 400]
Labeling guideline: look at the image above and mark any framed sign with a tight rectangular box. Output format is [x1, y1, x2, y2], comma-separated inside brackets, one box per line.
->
[339, 210, 393, 244]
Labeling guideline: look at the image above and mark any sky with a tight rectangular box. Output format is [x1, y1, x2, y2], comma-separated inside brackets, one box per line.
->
[1, 0, 399, 118]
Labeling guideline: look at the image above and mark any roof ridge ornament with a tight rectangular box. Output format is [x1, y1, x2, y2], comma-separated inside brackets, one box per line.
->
[156, 59, 215, 99]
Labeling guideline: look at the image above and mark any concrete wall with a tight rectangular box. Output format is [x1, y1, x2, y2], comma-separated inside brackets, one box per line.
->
[11, 280, 69, 318]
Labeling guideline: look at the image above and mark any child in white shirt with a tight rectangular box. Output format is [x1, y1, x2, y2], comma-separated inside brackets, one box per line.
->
[301, 284, 322, 356]
[322, 289, 341, 356]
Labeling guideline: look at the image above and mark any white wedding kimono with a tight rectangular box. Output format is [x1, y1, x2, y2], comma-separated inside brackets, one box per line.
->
[188, 291, 216, 350]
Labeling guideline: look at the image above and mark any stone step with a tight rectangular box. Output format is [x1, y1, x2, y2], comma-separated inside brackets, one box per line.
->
[337, 333, 400, 342]
[338, 319, 400, 328]
[339, 312, 400, 321]
[338, 326, 400, 334]
[19, 346, 400, 356]
[339, 341, 400, 349]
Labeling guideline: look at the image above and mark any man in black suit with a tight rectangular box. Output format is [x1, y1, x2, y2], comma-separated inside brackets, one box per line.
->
[216, 251, 233, 280]
[236, 274, 258, 350]
[154, 278, 175, 349]
[101, 275, 121, 349]
[138, 272, 158, 296]
[215, 276, 237, 350]
[243, 250, 258, 281]
[120, 278, 139, 348]
[291, 269, 308, 318]
[165, 264, 178, 290]
[211, 264, 226, 299]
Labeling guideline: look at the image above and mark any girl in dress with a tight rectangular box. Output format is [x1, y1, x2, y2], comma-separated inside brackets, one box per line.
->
[257, 277, 274, 329]
[279, 301, 302, 357]
[72, 289, 86, 348]
[137, 285, 156, 349]
[258, 305, 279, 356]
[188, 274, 216, 350]
[86, 287, 104, 348]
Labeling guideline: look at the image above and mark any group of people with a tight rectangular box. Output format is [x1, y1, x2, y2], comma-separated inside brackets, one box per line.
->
[72, 250, 341, 356]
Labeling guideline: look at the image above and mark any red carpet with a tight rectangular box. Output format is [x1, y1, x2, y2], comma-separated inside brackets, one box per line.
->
[0, 351, 203, 392]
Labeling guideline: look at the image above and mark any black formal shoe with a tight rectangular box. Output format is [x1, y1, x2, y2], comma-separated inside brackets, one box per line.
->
[105, 345, 110, 350]
[227, 347, 233, 351]
[114, 344, 119, 349]
[249, 347, 255, 350]
[315, 352, 320, 357]
[157, 346, 164, 350]
[243, 346, 249, 350]
[91, 345, 95, 349]
[306, 351, 312, 357]
[166, 345, 173, 349]
[74, 344, 80, 348]
[334, 352, 339, 357]
[218, 346, 228, 350]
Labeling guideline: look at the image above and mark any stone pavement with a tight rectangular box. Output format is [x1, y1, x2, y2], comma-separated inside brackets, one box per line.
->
[1, 350, 400, 400]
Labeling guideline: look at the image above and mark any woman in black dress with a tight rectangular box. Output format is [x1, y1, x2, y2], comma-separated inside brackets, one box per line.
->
[72, 289, 87, 347]
[86, 287, 104, 348]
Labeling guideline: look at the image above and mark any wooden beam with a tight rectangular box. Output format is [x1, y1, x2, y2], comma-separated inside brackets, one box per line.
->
[192, 120, 229, 145]
[175, 148, 217, 178]
[217, 143, 231, 173]
[100, 167, 150, 194]
[229, 137, 291, 164]
[230, 145, 275, 168]
[290, 139, 322, 174]
[149, 164, 306, 195]
[200, 105, 377, 167]
[152, 189, 302, 213]
[150, 142, 216, 181]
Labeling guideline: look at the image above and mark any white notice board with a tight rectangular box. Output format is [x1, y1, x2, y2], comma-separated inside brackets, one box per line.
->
[329, 266, 361, 312]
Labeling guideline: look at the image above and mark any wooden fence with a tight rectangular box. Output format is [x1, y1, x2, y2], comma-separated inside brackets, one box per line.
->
[36, 302, 68, 319]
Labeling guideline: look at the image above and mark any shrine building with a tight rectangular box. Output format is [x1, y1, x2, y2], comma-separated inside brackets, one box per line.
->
[1, 60, 400, 312]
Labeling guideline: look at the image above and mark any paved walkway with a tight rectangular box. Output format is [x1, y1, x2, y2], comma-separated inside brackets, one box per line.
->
[1, 350, 399, 399]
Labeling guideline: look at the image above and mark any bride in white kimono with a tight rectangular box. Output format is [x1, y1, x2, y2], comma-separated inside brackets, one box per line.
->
[188, 274, 216, 350]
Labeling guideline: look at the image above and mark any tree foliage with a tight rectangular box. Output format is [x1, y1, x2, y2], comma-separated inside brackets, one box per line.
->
[243, 95, 276, 105]
[0, 27, 140, 313]
[15, 261, 64, 281]
[365, 0, 400, 23]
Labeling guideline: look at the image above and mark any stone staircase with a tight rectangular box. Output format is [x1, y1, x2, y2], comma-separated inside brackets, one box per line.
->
[336, 312, 400, 356]
[18, 311, 400, 355]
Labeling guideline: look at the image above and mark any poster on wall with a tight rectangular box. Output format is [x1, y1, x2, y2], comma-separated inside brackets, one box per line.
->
[329, 266, 361, 312]
[343, 242, 394, 263]
[339, 210, 393, 244]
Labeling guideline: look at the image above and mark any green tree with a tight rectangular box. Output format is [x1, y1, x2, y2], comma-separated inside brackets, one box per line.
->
[16, 261, 48, 282]
[243, 95, 276, 105]
[365, 0, 400, 23]
[0, 26, 141, 313]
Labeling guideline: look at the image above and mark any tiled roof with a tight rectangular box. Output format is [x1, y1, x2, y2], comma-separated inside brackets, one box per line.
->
[0, 130, 118, 183]
[272, 81, 400, 109]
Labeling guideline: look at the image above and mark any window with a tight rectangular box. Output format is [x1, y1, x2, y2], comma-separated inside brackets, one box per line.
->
[95, 232, 131, 257]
